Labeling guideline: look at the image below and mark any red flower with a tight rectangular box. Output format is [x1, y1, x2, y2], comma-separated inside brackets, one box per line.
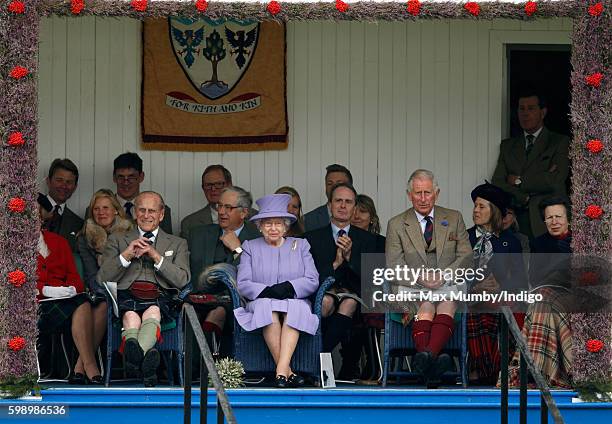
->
[588, 3, 604, 17]
[336, 0, 349, 13]
[8, 270, 26, 288]
[71, 0, 84, 14]
[464, 2, 480, 16]
[8, 337, 26, 352]
[586, 339, 604, 353]
[586, 139, 603, 153]
[585, 72, 603, 87]
[579, 271, 599, 286]
[525, 1, 537, 16]
[267, 0, 281, 15]
[195, 0, 208, 12]
[8, 197, 26, 213]
[407, 0, 421, 16]
[9, 66, 28, 79]
[8, 0, 25, 14]
[131, 0, 147, 12]
[8, 132, 25, 147]
[585, 204, 603, 220]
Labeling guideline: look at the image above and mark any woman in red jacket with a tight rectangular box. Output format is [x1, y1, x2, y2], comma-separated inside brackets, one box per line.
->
[37, 195, 102, 384]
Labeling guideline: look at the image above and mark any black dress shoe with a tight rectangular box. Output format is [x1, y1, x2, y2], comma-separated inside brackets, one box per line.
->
[427, 353, 453, 389]
[68, 373, 86, 385]
[412, 351, 433, 379]
[275, 375, 289, 388]
[288, 373, 305, 387]
[141, 348, 160, 387]
[88, 375, 104, 385]
[124, 339, 144, 374]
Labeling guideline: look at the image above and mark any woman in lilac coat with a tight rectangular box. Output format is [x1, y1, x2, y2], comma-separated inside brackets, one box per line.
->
[234, 194, 319, 388]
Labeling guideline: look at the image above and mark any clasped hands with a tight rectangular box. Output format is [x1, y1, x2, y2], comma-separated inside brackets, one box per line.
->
[121, 237, 162, 264]
[42, 285, 77, 298]
[332, 234, 352, 270]
[258, 281, 295, 300]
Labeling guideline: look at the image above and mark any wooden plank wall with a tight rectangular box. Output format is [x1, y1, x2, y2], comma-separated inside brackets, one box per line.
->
[37, 17, 572, 234]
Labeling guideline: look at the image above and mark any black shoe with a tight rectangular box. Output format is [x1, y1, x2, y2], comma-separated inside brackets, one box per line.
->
[88, 375, 104, 385]
[412, 351, 433, 379]
[68, 372, 86, 385]
[275, 375, 289, 388]
[124, 339, 144, 374]
[141, 348, 160, 388]
[427, 353, 453, 389]
[288, 373, 305, 387]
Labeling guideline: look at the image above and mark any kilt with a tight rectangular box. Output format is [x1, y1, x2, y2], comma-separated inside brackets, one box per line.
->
[467, 313, 501, 380]
[38, 293, 90, 333]
[117, 289, 180, 324]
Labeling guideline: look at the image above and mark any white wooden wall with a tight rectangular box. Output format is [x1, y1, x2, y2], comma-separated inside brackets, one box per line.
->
[37, 17, 572, 234]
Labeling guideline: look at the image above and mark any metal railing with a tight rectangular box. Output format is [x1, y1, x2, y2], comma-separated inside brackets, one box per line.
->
[183, 304, 237, 424]
[499, 306, 564, 424]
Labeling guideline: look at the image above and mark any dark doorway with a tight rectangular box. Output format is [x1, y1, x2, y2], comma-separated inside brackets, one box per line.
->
[507, 45, 572, 138]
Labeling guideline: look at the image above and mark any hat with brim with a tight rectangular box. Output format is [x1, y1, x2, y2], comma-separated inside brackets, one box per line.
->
[250, 194, 297, 224]
[471, 182, 509, 216]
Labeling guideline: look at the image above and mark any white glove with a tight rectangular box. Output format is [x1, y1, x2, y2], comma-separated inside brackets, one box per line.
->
[42, 285, 77, 298]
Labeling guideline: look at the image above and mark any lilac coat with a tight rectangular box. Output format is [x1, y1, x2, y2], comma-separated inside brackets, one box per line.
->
[234, 237, 320, 335]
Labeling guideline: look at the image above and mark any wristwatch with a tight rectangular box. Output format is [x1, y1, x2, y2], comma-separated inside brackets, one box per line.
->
[233, 246, 243, 255]
[514, 176, 522, 186]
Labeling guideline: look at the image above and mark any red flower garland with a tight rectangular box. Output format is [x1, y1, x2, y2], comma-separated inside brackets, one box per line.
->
[195, 0, 208, 12]
[586, 139, 603, 153]
[71, 0, 84, 15]
[131, 0, 147, 12]
[8, 132, 25, 147]
[8, 0, 25, 14]
[336, 0, 349, 13]
[8, 270, 26, 288]
[267, 0, 281, 15]
[525, 1, 537, 17]
[9, 66, 29, 79]
[407, 0, 421, 16]
[579, 271, 599, 286]
[464, 2, 480, 16]
[8, 337, 26, 352]
[586, 339, 604, 353]
[585, 72, 603, 87]
[588, 3, 604, 17]
[8, 197, 26, 213]
[585, 204, 603, 220]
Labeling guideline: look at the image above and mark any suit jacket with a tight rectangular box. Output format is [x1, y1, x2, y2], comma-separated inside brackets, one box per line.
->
[187, 222, 260, 288]
[180, 204, 258, 240]
[492, 126, 570, 237]
[55, 206, 83, 253]
[304, 204, 330, 232]
[305, 224, 377, 295]
[97, 228, 190, 291]
[385, 206, 472, 286]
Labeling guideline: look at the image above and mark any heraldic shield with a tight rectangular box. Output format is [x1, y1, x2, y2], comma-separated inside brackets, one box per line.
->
[169, 17, 260, 100]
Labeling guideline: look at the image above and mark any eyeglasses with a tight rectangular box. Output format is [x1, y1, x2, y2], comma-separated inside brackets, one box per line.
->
[115, 175, 139, 183]
[216, 203, 241, 212]
[262, 221, 285, 229]
[203, 182, 227, 190]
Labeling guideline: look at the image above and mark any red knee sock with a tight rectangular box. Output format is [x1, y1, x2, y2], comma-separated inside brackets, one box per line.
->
[202, 321, 222, 337]
[426, 314, 455, 356]
[412, 319, 432, 352]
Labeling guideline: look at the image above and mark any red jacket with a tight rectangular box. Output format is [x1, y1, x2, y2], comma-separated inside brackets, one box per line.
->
[37, 230, 84, 300]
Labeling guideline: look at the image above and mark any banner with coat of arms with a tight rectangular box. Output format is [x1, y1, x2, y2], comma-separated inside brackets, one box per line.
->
[142, 18, 287, 151]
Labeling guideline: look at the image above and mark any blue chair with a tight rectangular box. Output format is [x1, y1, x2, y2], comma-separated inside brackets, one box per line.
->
[222, 277, 335, 384]
[382, 311, 468, 387]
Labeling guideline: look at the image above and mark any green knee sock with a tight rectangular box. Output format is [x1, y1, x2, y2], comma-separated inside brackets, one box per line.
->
[121, 328, 139, 341]
[138, 318, 161, 352]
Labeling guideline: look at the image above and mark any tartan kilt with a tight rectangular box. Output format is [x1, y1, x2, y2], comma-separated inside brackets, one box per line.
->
[38, 293, 90, 333]
[467, 313, 501, 380]
[117, 289, 180, 324]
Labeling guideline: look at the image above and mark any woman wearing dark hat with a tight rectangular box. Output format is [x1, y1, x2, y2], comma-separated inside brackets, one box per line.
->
[466, 183, 527, 385]
[36, 194, 103, 384]
[234, 194, 320, 388]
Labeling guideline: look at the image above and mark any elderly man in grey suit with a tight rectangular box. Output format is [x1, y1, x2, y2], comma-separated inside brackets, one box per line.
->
[492, 89, 570, 239]
[98, 191, 190, 387]
[386, 169, 472, 387]
[304, 164, 353, 232]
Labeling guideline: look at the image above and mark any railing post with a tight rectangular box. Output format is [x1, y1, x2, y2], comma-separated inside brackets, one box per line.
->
[520, 354, 528, 424]
[184, 321, 193, 424]
[217, 398, 224, 424]
[500, 315, 509, 424]
[201, 355, 208, 424]
[541, 394, 548, 424]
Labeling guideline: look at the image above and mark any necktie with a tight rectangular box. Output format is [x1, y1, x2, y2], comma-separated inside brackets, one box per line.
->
[526, 134, 535, 156]
[337, 229, 346, 240]
[143, 231, 154, 245]
[48, 205, 61, 232]
[124, 201, 134, 218]
[423, 216, 433, 248]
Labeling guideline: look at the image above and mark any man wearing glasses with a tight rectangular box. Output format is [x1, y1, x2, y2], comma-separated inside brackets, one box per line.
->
[186, 186, 260, 356]
[113, 152, 173, 234]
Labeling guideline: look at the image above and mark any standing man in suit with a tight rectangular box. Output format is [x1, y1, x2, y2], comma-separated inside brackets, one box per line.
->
[45, 158, 83, 252]
[386, 169, 472, 386]
[113, 152, 173, 234]
[98, 191, 190, 387]
[187, 186, 260, 352]
[305, 183, 377, 375]
[492, 89, 570, 239]
[304, 164, 353, 232]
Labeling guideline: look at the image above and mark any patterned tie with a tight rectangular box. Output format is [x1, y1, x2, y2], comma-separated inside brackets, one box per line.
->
[526, 134, 535, 156]
[143, 231, 154, 244]
[423, 216, 433, 248]
[48, 205, 61, 232]
[124, 201, 134, 218]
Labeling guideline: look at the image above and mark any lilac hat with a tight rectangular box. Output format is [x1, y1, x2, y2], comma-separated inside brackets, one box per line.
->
[250, 194, 297, 223]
